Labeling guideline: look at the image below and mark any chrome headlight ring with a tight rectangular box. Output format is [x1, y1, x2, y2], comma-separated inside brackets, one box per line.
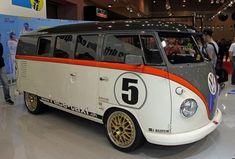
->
[180, 99, 198, 118]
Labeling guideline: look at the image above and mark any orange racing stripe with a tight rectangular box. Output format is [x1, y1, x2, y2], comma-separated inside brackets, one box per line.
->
[16, 55, 210, 118]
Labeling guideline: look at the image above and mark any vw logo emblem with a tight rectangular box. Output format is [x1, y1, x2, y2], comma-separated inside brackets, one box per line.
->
[208, 73, 217, 95]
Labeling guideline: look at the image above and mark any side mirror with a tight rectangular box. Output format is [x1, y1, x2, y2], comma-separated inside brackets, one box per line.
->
[125, 54, 144, 65]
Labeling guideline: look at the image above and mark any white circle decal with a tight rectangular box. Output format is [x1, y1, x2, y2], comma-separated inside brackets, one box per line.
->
[114, 73, 147, 109]
[208, 73, 217, 95]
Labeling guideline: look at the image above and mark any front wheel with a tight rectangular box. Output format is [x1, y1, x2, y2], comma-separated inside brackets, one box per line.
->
[105, 110, 145, 152]
[24, 92, 45, 114]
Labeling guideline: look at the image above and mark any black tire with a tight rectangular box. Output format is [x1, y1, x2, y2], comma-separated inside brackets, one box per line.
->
[24, 92, 45, 114]
[104, 109, 145, 152]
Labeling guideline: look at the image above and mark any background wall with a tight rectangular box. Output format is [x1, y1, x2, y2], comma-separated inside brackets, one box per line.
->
[47, 0, 85, 20]
[203, 13, 235, 41]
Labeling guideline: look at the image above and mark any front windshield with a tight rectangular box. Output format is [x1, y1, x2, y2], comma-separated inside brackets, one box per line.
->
[159, 32, 204, 64]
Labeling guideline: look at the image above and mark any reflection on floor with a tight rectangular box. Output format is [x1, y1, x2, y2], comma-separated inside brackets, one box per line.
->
[0, 81, 235, 159]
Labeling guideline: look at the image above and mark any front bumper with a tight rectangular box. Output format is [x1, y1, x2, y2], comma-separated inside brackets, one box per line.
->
[145, 108, 222, 146]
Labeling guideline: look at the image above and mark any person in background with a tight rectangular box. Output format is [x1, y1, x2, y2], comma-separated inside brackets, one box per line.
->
[0, 33, 14, 105]
[202, 28, 219, 68]
[164, 38, 182, 55]
[20, 23, 33, 35]
[229, 36, 235, 85]
[7, 32, 18, 82]
[197, 35, 208, 58]
[218, 38, 226, 64]
[225, 39, 232, 62]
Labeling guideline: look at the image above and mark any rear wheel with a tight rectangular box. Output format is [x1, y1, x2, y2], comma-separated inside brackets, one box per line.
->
[24, 92, 45, 114]
[105, 110, 145, 152]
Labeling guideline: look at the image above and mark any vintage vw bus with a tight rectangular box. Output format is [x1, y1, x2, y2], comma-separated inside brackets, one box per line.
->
[16, 19, 222, 152]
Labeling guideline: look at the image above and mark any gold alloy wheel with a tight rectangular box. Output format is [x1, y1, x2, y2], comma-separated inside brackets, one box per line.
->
[107, 111, 136, 148]
[25, 93, 38, 112]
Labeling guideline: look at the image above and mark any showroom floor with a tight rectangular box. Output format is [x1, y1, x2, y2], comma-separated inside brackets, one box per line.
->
[0, 81, 235, 159]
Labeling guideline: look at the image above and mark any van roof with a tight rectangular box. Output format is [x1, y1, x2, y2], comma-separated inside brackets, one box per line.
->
[23, 19, 197, 36]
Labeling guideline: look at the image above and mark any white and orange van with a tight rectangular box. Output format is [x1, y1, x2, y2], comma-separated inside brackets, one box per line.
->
[16, 20, 222, 152]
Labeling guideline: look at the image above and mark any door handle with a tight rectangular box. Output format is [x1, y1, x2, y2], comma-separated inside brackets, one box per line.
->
[99, 77, 108, 81]
[70, 73, 77, 77]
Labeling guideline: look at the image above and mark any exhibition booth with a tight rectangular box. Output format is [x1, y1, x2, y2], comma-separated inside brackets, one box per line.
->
[0, 0, 235, 158]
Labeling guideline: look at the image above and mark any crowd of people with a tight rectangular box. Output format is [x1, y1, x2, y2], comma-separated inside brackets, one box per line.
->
[199, 30, 232, 64]
[198, 28, 235, 85]
[217, 38, 233, 63]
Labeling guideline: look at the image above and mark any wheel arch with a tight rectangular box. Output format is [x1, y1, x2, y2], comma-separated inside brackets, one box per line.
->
[102, 106, 146, 151]
[102, 107, 143, 132]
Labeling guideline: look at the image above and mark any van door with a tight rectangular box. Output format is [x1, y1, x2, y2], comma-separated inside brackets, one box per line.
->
[98, 33, 172, 132]
[38, 35, 74, 108]
[69, 34, 101, 121]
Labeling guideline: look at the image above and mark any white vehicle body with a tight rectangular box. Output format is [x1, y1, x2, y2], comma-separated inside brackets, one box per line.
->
[16, 20, 222, 151]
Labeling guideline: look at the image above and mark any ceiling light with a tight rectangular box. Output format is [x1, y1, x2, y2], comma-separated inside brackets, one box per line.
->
[183, 4, 186, 7]
[165, 0, 171, 10]
[166, 3, 171, 10]
[211, 0, 214, 4]
[198, 0, 201, 2]
[108, 4, 112, 8]
[211, 0, 235, 19]
[153, 0, 156, 3]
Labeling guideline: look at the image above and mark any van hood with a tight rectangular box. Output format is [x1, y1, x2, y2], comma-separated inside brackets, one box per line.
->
[167, 62, 218, 120]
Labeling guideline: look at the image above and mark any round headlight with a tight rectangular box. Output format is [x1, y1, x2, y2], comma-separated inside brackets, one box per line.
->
[180, 99, 198, 118]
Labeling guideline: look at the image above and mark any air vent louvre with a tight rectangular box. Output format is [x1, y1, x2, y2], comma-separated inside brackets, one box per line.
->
[21, 61, 28, 78]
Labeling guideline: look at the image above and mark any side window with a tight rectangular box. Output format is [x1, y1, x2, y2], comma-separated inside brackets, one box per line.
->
[37, 37, 52, 57]
[75, 35, 98, 61]
[140, 35, 163, 65]
[54, 35, 74, 58]
[16, 36, 38, 55]
[102, 35, 142, 63]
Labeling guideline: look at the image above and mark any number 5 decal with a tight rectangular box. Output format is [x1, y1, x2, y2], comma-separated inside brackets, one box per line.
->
[114, 73, 147, 109]
[122, 78, 139, 105]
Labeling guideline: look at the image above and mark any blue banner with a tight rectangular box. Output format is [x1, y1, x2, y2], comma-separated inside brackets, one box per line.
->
[0, 14, 85, 75]
[12, 0, 31, 8]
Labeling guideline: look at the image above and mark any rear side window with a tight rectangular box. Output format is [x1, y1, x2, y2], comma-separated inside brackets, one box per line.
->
[102, 35, 142, 63]
[37, 37, 52, 57]
[140, 35, 163, 65]
[75, 35, 98, 61]
[54, 35, 74, 58]
[16, 36, 38, 55]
